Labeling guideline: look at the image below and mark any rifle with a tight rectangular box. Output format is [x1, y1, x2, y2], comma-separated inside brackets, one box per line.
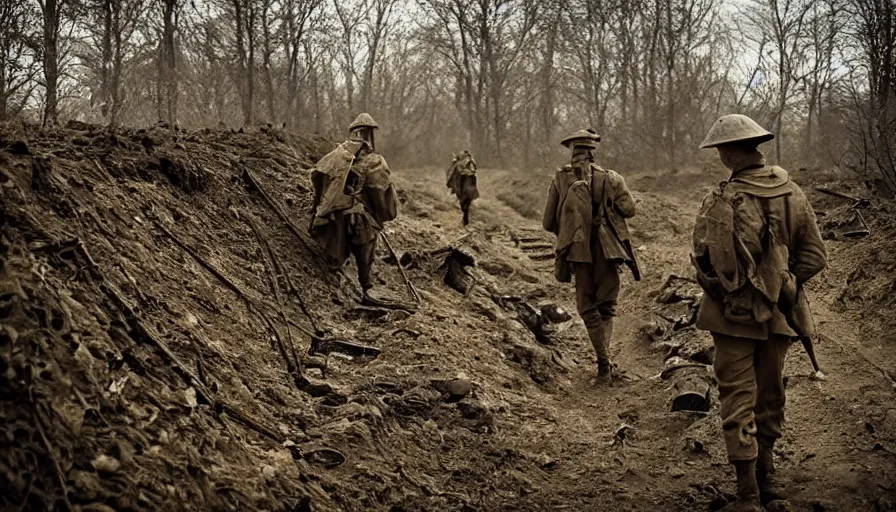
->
[593, 169, 642, 281]
[782, 287, 823, 376]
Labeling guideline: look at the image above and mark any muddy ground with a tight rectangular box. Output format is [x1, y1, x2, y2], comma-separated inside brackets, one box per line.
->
[1, 123, 895, 511]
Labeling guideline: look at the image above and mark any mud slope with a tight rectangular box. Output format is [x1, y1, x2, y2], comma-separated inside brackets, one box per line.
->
[2, 124, 895, 512]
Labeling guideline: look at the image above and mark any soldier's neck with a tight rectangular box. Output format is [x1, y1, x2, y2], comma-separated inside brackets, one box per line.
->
[727, 149, 766, 177]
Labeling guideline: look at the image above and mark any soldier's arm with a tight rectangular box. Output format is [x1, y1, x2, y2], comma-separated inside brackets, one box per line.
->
[310, 170, 326, 212]
[364, 156, 399, 224]
[542, 178, 560, 234]
[609, 172, 636, 218]
[790, 187, 827, 284]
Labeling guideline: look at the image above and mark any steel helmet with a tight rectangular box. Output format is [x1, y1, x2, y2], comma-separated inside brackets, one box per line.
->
[700, 114, 774, 149]
[348, 112, 379, 131]
[560, 129, 601, 149]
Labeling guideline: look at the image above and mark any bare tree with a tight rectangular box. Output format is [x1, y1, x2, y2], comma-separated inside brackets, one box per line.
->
[156, 0, 179, 125]
[744, 0, 814, 163]
[280, 0, 323, 127]
[36, 0, 77, 125]
[420, 0, 539, 163]
[0, 1, 40, 121]
[850, 0, 896, 192]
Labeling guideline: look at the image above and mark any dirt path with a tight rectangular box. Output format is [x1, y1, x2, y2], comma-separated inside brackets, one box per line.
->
[3, 123, 893, 511]
[399, 166, 896, 511]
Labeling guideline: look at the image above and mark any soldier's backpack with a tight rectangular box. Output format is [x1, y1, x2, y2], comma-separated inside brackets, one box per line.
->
[691, 171, 797, 324]
[313, 140, 366, 220]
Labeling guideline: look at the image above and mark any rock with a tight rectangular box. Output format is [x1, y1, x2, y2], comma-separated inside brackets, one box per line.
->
[809, 499, 831, 511]
[766, 500, 795, 512]
[445, 379, 472, 401]
[541, 304, 572, 323]
[91, 454, 121, 474]
[457, 400, 486, 420]
[876, 495, 896, 512]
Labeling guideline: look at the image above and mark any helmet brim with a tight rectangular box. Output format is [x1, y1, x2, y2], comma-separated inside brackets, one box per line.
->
[700, 133, 774, 149]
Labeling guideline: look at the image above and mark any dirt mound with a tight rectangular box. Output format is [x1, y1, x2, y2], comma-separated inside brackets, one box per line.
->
[0, 124, 595, 511]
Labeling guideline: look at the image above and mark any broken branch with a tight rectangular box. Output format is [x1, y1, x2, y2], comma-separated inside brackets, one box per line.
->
[309, 337, 382, 359]
[75, 241, 296, 445]
[380, 231, 421, 303]
[528, 252, 555, 261]
[244, 213, 305, 382]
[815, 186, 870, 207]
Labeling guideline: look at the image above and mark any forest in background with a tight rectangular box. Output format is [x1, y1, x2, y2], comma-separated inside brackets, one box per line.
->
[0, 0, 894, 189]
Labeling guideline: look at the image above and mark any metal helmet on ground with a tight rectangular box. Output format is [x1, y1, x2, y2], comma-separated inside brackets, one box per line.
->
[348, 112, 379, 132]
[700, 114, 773, 149]
[560, 129, 601, 150]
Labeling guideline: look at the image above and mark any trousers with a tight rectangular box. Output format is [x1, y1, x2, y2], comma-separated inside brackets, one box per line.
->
[712, 332, 791, 461]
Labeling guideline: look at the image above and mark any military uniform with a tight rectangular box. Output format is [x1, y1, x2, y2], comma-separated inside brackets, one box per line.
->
[446, 150, 480, 225]
[542, 129, 637, 379]
[310, 113, 398, 293]
[692, 114, 827, 510]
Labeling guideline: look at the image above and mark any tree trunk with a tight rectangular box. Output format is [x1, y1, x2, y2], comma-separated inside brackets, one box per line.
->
[0, 57, 7, 121]
[312, 67, 321, 132]
[101, 0, 112, 120]
[246, 2, 255, 125]
[261, 10, 275, 124]
[158, 0, 177, 126]
[540, 11, 558, 159]
[42, 0, 59, 126]
[109, 0, 124, 126]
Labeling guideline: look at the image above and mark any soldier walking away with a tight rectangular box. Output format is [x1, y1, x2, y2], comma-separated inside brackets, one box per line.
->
[542, 129, 640, 382]
[309, 113, 399, 300]
[692, 114, 827, 511]
[445, 150, 480, 226]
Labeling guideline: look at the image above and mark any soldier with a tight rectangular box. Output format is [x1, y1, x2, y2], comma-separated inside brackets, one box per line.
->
[309, 113, 398, 298]
[542, 129, 639, 381]
[691, 114, 827, 510]
[445, 150, 480, 226]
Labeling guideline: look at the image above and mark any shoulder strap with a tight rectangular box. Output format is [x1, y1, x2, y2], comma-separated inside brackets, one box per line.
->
[590, 166, 609, 219]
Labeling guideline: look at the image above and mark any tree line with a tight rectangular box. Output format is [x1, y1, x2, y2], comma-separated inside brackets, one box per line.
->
[0, 0, 894, 190]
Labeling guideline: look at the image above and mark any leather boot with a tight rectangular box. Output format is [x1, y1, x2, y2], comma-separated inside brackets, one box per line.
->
[586, 322, 612, 381]
[757, 439, 784, 505]
[723, 460, 763, 511]
[597, 357, 612, 378]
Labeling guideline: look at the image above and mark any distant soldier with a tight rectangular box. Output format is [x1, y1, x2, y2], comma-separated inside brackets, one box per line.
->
[445, 150, 480, 225]
[310, 113, 398, 298]
[692, 114, 827, 510]
[542, 129, 639, 381]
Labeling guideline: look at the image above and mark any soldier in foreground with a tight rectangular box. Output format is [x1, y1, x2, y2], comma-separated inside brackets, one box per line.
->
[691, 114, 827, 510]
[542, 129, 639, 382]
[445, 150, 480, 225]
[309, 113, 398, 299]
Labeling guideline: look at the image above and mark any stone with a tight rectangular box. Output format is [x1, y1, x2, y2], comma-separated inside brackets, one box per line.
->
[91, 454, 121, 474]
[766, 500, 795, 512]
[445, 378, 472, 400]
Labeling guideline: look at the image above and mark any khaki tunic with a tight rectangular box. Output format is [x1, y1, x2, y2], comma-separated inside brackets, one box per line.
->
[692, 156, 827, 462]
[543, 164, 636, 324]
[311, 148, 398, 286]
[694, 165, 826, 339]
[446, 156, 480, 205]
